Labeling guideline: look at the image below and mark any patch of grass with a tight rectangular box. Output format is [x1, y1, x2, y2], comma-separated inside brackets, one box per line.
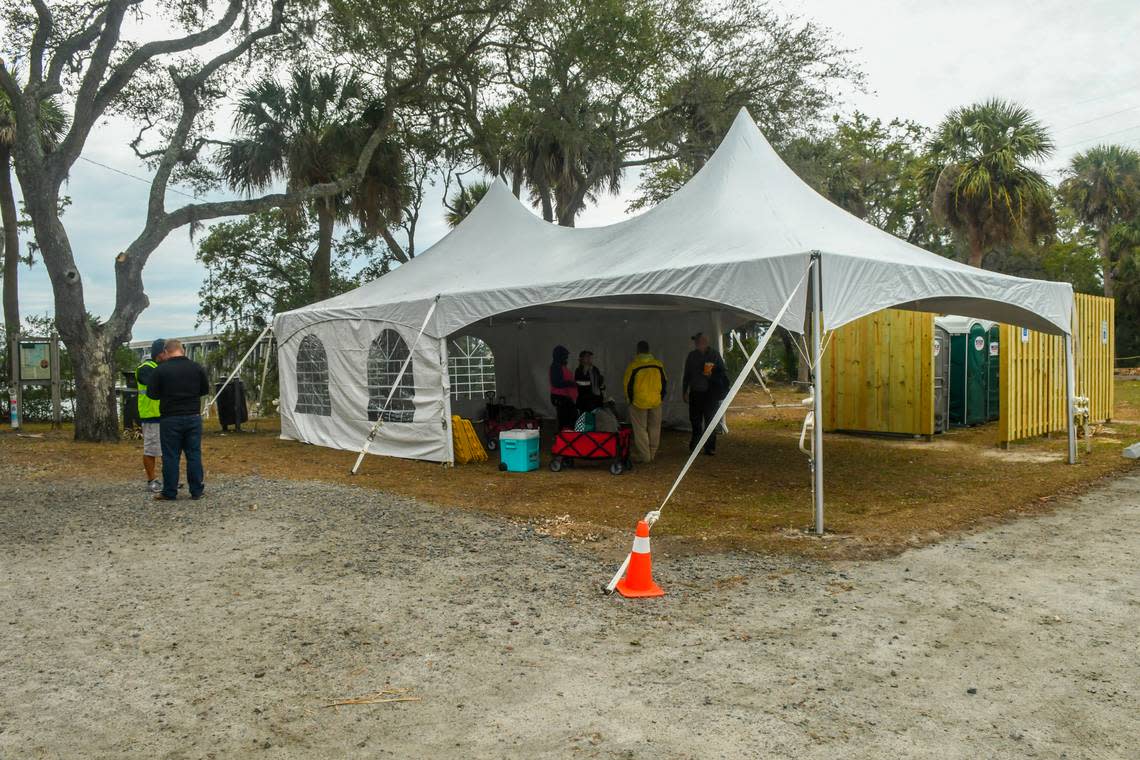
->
[2, 383, 1137, 561]
[1113, 374, 1140, 421]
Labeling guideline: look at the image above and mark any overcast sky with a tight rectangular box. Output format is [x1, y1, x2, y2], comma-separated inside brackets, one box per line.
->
[12, 0, 1140, 340]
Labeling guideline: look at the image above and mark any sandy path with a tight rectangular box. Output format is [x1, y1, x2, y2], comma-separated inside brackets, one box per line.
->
[1, 468, 1136, 759]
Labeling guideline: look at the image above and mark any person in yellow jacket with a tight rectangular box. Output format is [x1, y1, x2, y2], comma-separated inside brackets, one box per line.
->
[136, 338, 167, 492]
[622, 340, 668, 463]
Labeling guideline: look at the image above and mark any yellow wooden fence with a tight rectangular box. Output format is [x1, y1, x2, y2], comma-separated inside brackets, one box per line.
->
[823, 295, 1114, 443]
[997, 293, 1115, 444]
[1076, 293, 1115, 422]
[822, 308, 935, 436]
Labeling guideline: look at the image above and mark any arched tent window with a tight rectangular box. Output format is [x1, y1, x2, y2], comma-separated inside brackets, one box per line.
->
[448, 335, 496, 400]
[295, 334, 331, 416]
[367, 329, 416, 422]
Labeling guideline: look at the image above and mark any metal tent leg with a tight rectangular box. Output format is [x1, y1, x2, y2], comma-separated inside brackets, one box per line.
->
[810, 253, 825, 535]
[1064, 333, 1077, 465]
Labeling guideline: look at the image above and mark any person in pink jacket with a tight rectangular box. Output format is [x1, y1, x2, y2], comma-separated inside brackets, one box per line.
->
[549, 345, 578, 429]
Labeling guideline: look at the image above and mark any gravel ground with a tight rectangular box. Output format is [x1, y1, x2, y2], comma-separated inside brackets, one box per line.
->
[1, 468, 1137, 759]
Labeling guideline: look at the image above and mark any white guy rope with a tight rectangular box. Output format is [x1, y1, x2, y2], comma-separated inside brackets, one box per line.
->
[604, 266, 810, 593]
[203, 325, 272, 415]
[350, 297, 440, 475]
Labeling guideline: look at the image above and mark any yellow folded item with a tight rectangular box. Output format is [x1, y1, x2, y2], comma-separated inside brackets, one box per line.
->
[452, 415, 488, 464]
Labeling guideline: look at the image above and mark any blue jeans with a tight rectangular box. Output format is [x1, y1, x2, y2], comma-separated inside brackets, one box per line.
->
[159, 415, 204, 498]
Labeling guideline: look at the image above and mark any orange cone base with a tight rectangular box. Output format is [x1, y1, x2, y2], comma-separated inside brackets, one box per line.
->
[615, 578, 665, 598]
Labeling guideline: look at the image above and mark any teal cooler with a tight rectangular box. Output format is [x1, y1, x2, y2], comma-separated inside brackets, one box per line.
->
[499, 429, 540, 472]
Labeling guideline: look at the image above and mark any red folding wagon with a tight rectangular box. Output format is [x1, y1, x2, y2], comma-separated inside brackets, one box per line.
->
[483, 394, 538, 450]
[549, 424, 633, 475]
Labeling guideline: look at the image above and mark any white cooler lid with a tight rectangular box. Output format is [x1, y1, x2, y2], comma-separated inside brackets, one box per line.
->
[499, 429, 540, 440]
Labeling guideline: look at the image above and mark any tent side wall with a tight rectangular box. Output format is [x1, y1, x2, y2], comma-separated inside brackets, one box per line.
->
[822, 308, 935, 436]
[998, 293, 1115, 444]
[277, 318, 452, 462]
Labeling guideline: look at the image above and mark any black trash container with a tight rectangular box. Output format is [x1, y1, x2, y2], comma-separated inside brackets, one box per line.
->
[121, 370, 140, 430]
[215, 379, 249, 431]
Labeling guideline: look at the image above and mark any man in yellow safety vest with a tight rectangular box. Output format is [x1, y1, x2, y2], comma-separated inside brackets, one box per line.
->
[136, 338, 167, 492]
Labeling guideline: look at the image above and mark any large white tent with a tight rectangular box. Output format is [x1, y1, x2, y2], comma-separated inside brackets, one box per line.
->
[274, 108, 1078, 528]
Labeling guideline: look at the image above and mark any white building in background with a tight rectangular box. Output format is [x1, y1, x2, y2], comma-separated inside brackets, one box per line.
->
[126, 333, 275, 376]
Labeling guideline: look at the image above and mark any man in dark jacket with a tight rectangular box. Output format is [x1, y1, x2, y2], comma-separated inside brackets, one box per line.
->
[146, 338, 210, 500]
[574, 350, 605, 413]
[682, 332, 728, 455]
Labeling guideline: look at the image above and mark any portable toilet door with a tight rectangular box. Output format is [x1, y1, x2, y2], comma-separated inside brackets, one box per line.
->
[965, 322, 988, 425]
[986, 325, 1000, 421]
[948, 328, 968, 426]
[933, 326, 951, 433]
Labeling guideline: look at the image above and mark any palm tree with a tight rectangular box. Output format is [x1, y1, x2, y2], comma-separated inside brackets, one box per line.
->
[445, 180, 491, 228]
[1, 91, 68, 338]
[1058, 144, 1140, 297]
[220, 68, 405, 301]
[921, 99, 1055, 268]
[475, 89, 626, 227]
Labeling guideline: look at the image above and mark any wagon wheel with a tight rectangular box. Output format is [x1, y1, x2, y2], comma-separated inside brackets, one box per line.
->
[498, 462, 508, 472]
[549, 457, 563, 472]
[609, 461, 624, 476]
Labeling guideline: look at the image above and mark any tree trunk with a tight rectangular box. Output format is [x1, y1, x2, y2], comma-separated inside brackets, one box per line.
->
[312, 202, 334, 301]
[1099, 226, 1113, 298]
[556, 184, 578, 227]
[510, 167, 523, 198]
[1, 149, 20, 338]
[69, 328, 121, 442]
[534, 177, 554, 223]
[967, 235, 984, 269]
[557, 208, 577, 227]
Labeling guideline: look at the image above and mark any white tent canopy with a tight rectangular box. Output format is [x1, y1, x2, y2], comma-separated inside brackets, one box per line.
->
[274, 108, 1077, 489]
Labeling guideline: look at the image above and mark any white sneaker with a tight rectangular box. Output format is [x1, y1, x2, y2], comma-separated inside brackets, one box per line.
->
[148, 479, 162, 493]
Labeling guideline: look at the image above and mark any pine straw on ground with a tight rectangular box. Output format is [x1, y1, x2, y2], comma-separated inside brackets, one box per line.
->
[3, 385, 1138, 561]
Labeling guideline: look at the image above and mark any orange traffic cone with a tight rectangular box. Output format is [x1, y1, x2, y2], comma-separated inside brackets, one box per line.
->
[616, 520, 664, 598]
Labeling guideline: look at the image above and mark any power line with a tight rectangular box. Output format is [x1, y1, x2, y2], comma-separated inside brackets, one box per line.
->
[1037, 83, 1140, 117]
[76, 155, 203, 201]
[1056, 123, 1140, 151]
[1053, 103, 1140, 132]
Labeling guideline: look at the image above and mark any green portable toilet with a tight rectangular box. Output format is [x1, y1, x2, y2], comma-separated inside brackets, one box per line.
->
[986, 325, 1000, 421]
[942, 317, 989, 426]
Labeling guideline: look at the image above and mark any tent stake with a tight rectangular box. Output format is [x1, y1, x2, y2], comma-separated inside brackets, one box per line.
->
[810, 252, 825, 535]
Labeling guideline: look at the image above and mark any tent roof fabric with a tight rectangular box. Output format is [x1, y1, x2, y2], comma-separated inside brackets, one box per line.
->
[276, 109, 1073, 343]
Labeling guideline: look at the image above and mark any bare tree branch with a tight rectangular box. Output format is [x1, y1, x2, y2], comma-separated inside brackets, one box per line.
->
[28, 0, 54, 85]
[51, 0, 134, 181]
[42, 3, 114, 96]
[91, 0, 245, 116]
[145, 0, 285, 219]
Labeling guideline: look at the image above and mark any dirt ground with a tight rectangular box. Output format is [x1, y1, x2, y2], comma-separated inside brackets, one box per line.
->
[1, 463, 1137, 759]
[4, 382, 1139, 560]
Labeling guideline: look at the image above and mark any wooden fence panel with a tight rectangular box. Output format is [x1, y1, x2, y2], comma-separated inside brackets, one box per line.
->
[824, 309, 934, 436]
[1077, 293, 1115, 421]
[826, 296, 1113, 444]
[997, 293, 1114, 444]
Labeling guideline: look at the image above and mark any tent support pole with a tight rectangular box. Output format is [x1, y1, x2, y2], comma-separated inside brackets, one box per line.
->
[714, 312, 727, 434]
[810, 252, 825, 535]
[440, 336, 455, 466]
[1064, 332, 1077, 465]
